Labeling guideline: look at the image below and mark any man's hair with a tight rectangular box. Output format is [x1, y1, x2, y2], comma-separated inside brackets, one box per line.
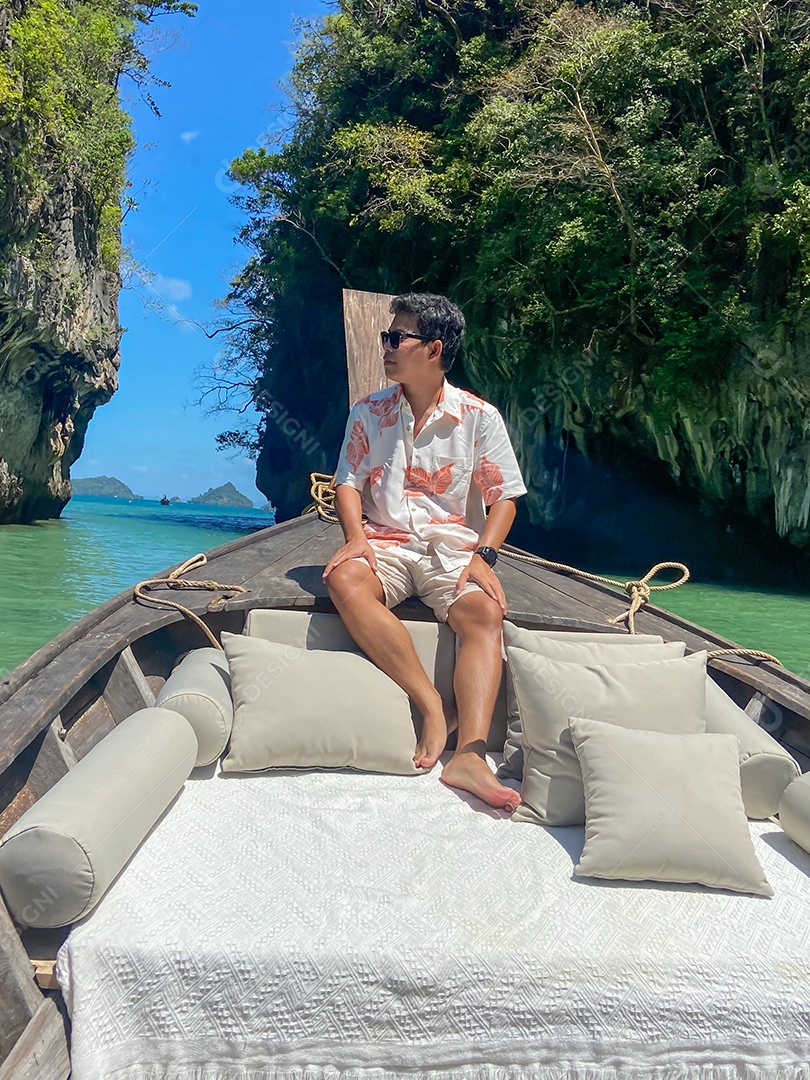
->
[390, 292, 466, 371]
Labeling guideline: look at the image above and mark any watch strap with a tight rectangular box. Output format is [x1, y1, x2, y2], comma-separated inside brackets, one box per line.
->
[474, 545, 498, 567]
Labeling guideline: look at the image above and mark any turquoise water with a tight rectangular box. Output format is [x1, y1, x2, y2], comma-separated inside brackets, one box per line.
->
[600, 573, 810, 682]
[0, 496, 274, 676]
[1, 496, 808, 680]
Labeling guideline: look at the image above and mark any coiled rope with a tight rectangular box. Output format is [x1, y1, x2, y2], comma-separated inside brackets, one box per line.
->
[305, 472, 340, 522]
[308, 472, 781, 665]
[133, 553, 248, 650]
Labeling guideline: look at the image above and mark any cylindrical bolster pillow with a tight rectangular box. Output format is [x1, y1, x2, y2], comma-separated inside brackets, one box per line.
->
[0, 708, 197, 927]
[705, 677, 800, 819]
[779, 774, 810, 855]
[156, 648, 233, 766]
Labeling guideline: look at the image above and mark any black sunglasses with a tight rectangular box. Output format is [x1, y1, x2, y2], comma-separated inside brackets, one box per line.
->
[381, 330, 435, 349]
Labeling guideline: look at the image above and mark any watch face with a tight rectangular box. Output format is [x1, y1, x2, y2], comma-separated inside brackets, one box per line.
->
[477, 546, 497, 566]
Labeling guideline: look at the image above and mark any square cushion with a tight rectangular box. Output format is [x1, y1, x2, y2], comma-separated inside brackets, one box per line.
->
[569, 716, 773, 897]
[499, 623, 687, 782]
[221, 632, 422, 775]
[509, 647, 708, 826]
[245, 608, 457, 720]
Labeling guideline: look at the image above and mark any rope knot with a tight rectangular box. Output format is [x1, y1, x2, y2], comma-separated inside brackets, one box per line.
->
[625, 580, 651, 603]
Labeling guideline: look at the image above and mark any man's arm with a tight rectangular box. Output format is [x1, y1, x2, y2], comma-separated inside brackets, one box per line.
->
[454, 498, 518, 612]
[477, 497, 517, 552]
[322, 484, 378, 578]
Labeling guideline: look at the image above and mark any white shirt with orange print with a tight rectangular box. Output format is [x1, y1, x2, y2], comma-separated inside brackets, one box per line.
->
[334, 380, 528, 572]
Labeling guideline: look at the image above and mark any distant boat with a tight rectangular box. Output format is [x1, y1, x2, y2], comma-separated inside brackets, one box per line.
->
[160, 496, 170, 506]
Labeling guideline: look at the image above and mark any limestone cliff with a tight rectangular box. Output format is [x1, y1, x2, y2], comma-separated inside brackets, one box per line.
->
[0, 1, 120, 524]
[0, 174, 120, 524]
[464, 326, 810, 576]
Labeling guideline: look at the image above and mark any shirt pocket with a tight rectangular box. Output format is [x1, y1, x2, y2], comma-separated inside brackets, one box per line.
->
[420, 455, 471, 506]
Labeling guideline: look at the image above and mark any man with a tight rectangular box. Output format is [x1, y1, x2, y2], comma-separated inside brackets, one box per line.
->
[322, 293, 527, 811]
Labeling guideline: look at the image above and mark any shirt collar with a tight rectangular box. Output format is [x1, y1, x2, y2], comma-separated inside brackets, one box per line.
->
[395, 379, 463, 423]
[437, 380, 464, 422]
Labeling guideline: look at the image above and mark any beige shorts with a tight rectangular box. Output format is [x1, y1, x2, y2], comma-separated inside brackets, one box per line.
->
[350, 545, 483, 622]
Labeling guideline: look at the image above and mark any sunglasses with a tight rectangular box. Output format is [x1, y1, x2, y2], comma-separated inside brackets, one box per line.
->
[380, 330, 435, 349]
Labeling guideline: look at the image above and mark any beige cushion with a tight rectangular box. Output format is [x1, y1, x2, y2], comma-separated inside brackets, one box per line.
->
[221, 632, 423, 775]
[704, 678, 799, 818]
[507, 628, 667, 646]
[569, 716, 773, 897]
[779, 773, 810, 855]
[156, 648, 233, 766]
[0, 709, 197, 927]
[499, 623, 687, 781]
[509, 648, 708, 826]
[245, 608, 457, 719]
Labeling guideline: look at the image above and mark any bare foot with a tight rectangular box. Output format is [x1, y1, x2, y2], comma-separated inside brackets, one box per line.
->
[441, 749, 521, 812]
[414, 706, 455, 768]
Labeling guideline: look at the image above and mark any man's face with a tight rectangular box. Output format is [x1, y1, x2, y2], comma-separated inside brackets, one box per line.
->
[382, 313, 441, 383]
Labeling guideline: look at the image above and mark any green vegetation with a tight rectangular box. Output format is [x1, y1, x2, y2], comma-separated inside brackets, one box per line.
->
[215, 0, 810, 511]
[71, 475, 141, 497]
[0, 0, 197, 272]
[190, 483, 254, 508]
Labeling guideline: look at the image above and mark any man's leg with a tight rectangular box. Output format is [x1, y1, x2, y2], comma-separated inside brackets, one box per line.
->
[326, 559, 452, 767]
[442, 592, 522, 811]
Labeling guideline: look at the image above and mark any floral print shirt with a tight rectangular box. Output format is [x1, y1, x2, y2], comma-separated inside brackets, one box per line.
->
[334, 380, 527, 571]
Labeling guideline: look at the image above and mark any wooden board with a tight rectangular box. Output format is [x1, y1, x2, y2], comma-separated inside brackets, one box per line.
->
[0, 899, 42, 1063]
[343, 288, 396, 405]
[0, 999, 69, 1080]
[101, 646, 155, 721]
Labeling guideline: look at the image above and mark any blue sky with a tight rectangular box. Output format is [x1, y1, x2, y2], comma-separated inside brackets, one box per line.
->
[75, 1, 326, 505]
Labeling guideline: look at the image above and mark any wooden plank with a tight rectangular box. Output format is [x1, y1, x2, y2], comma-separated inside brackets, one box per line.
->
[64, 694, 117, 761]
[0, 999, 69, 1080]
[0, 899, 42, 1063]
[343, 288, 396, 405]
[30, 960, 59, 992]
[27, 722, 76, 802]
[102, 645, 155, 721]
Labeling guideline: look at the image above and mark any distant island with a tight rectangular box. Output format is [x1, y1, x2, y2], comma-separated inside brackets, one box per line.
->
[190, 482, 253, 508]
[72, 476, 142, 499]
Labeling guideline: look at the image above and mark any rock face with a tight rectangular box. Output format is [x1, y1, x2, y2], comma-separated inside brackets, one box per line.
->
[0, 3, 120, 525]
[462, 324, 810, 575]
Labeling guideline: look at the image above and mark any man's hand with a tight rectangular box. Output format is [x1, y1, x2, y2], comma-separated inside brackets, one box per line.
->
[455, 553, 507, 613]
[322, 535, 378, 579]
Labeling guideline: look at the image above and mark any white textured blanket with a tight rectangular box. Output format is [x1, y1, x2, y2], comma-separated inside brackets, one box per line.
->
[58, 756, 810, 1080]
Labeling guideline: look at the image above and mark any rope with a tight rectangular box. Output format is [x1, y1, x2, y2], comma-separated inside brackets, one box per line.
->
[707, 647, 782, 666]
[501, 547, 689, 635]
[306, 473, 339, 522]
[133, 553, 249, 650]
[308, 473, 780, 665]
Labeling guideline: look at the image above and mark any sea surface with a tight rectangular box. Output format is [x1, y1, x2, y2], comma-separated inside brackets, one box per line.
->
[0, 496, 275, 676]
[0, 495, 808, 679]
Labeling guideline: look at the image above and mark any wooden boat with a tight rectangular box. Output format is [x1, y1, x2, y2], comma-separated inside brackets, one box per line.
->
[3, 508, 810, 1077]
[2, 290, 810, 1077]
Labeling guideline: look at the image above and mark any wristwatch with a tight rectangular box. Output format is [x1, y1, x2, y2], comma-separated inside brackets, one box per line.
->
[474, 545, 498, 568]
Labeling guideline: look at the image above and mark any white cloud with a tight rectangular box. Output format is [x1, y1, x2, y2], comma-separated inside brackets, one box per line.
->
[131, 465, 149, 474]
[180, 131, 199, 143]
[153, 274, 193, 303]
